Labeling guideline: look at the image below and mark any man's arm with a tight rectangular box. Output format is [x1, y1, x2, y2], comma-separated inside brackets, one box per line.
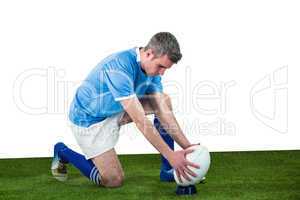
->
[119, 96, 199, 182]
[119, 96, 173, 159]
[149, 93, 194, 149]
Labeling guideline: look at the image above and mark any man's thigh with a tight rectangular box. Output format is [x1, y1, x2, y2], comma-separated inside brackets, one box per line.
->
[91, 148, 124, 187]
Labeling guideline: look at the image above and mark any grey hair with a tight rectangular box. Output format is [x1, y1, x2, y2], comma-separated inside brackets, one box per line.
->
[144, 32, 182, 63]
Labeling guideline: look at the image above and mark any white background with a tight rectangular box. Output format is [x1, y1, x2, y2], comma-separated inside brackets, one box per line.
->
[0, 0, 299, 158]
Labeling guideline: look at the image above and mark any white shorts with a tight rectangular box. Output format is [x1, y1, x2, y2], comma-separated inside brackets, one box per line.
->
[68, 112, 125, 159]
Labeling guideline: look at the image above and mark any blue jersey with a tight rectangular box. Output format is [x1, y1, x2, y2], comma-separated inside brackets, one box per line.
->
[69, 47, 163, 127]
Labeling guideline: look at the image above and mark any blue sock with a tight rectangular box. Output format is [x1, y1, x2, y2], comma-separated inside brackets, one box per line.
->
[154, 116, 174, 171]
[55, 143, 101, 185]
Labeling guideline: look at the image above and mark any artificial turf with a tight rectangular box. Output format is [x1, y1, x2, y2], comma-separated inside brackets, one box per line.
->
[0, 150, 299, 200]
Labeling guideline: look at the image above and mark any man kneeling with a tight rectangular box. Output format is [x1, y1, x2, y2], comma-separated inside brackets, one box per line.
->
[51, 32, 199, 187]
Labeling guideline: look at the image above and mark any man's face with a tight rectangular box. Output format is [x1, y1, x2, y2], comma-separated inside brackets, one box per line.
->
[143, 49, 174, 76]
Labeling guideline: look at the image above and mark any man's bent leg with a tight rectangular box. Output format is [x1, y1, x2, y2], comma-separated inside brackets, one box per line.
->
[52, 142, 101, 185]
[154, 115, 174, 170]
[91, 148, 124, 188]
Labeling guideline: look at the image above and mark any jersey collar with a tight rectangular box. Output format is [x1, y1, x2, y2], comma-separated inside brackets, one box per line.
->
[135, 47, 141, 62]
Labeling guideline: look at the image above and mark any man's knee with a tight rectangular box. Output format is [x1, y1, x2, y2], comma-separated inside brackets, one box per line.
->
[101, 172, 124, 188]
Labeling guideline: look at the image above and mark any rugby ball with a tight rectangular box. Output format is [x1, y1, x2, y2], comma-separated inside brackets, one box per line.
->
[174, 145, 211, 186]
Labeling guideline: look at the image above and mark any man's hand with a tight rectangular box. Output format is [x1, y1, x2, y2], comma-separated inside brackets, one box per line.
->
[166, 149, 200, 183]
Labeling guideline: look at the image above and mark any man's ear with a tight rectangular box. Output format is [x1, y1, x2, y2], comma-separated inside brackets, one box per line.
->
[146, 48, 155, 59]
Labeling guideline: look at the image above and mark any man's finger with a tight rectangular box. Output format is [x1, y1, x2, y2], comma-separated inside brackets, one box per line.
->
[188, 143, 200, 148]
[183, 166, 197, 177]
[184, 148, 195, 155]
[187, 161, 200, 169]
[176, 169, 182, 183]
[180, 168, 191, 181]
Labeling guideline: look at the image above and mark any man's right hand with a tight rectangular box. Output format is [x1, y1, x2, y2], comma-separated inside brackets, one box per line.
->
[166, 149, 200, 183]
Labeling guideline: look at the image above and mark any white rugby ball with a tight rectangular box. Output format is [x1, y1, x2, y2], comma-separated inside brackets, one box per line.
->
[174, 145, 211, 186]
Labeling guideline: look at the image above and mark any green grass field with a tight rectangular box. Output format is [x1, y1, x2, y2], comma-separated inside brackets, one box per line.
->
[0, 151, 299, 200]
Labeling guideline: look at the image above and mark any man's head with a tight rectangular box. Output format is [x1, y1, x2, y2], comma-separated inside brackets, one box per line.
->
[140, 32, 182, 76]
